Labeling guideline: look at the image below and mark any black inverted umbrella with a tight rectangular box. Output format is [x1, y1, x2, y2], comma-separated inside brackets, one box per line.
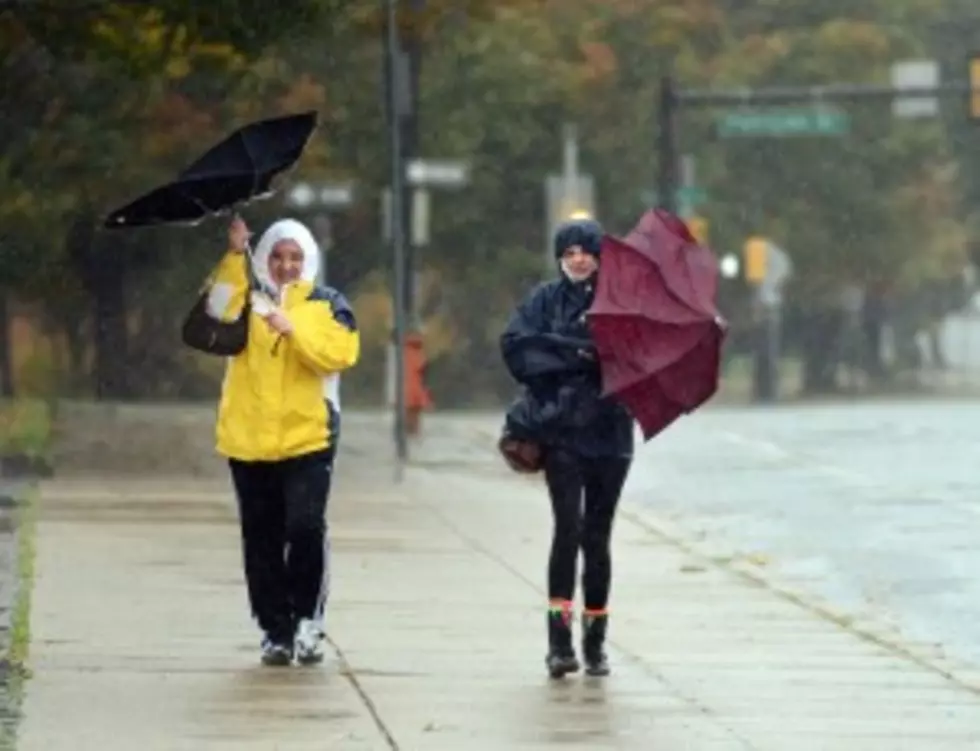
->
[102, 110, 318, 229]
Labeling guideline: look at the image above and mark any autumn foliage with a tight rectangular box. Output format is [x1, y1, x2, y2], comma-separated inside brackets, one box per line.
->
[1, 0, 976, 400]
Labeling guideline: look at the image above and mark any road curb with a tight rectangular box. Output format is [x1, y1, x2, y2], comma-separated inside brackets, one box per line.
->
[620, 507, 980, 695]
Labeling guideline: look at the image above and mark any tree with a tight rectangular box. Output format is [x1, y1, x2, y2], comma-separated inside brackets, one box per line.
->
[4, 0, 972, 403]
[661, 1, 968, 391]
[0, 1, 342, 397]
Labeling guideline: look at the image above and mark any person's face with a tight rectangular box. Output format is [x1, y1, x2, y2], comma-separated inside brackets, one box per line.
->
[268, 239, 305, 286]
[561, 245, 598, 280]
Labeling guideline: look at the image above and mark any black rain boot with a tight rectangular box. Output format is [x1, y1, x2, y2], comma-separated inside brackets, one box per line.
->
[545, 604, 580, 679]
[582, 611, 610, 676]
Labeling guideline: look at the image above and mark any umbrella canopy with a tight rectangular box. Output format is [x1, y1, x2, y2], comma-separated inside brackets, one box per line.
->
[586, 208, 727, 440]
[102, 111, 318, 229]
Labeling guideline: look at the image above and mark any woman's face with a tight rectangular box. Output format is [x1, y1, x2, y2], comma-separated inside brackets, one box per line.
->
[561, 245, 598, 281]
[268, 239, 305, 286]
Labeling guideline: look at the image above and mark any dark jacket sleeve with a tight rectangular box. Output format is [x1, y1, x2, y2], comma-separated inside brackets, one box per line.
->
[500, 285, 591, 386]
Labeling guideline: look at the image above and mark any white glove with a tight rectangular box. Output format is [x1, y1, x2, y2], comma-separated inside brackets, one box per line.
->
[250, 291, 277, 318]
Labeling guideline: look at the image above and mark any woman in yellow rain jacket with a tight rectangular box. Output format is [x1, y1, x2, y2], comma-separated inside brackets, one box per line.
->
[206, 216, 359, 666]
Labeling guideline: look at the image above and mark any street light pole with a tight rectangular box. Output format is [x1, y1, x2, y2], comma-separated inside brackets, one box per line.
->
[402, 0, 425, 331]
[385, 0, 409, 470]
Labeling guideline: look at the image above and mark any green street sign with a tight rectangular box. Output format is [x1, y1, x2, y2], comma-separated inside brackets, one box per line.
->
[717, 107, 850, 137]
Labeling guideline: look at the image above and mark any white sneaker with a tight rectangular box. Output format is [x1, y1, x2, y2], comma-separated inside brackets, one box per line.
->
[260, 637, 292, 667]
[295, 619, 325, 665]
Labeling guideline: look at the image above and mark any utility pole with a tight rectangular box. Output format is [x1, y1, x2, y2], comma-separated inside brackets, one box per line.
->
[0, 292, 11, 397]
[384, 0, 408, 470]
[401, 0, 424, 331]
[544, 125, 596, 267]
[562, 123, 579, 204]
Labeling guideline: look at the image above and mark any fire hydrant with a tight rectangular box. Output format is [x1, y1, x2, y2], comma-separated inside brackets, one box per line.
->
[404, 332, 433, 436]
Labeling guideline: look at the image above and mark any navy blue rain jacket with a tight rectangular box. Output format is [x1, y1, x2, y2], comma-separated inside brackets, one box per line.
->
[499, 275, 634, 459]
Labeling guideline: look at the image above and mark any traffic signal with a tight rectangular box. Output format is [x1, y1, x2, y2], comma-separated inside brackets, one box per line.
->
[744, 236, 768, 283]
[687, 215, 708, 244]
[970, 54, 980, 120]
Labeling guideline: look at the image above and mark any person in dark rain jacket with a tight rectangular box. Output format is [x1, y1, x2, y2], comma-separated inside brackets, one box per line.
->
[499, 218, 634, 679]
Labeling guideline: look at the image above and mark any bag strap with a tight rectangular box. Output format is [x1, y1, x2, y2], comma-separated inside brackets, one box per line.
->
[198, 247, 258, 297]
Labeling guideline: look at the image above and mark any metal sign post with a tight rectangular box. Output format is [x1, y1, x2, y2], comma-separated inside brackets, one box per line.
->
[751, 240, 792, 403]
[385, 0, 408, 472]
[544, 124, 596, 268]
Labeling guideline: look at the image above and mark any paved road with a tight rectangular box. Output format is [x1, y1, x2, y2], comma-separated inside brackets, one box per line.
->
[631, 398, 980, 671]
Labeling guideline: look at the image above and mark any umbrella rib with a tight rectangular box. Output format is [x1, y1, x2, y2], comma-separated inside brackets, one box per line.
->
[171, 186, 232, 216]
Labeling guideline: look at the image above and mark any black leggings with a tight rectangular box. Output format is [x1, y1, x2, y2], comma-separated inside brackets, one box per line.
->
[229, 448, 334, 643]
[543, 448, 631, 611]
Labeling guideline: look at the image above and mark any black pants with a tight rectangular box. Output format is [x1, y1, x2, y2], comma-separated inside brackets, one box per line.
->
[229, 448, 334, 644]
[543, 448, 631, 611]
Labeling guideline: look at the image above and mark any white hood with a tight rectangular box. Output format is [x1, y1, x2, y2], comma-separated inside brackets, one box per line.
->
[250, 218, 321, 295]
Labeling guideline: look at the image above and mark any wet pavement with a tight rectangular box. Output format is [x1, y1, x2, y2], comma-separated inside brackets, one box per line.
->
[631, 399, 980, 673]
[14, 406, 980, 749]
[422, 400, 980, 680]
[394, 401, 980, 678]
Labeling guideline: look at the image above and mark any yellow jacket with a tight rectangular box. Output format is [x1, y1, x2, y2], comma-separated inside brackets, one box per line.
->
[205, 239, 360, 462]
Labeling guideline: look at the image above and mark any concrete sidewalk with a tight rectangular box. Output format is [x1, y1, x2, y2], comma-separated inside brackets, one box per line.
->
[16, 417, 980, 750]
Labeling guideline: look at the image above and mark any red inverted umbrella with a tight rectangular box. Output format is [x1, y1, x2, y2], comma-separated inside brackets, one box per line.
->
[586, 209, 727, 440]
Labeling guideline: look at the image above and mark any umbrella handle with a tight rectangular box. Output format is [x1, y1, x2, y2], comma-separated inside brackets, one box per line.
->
[230, 212, 272, 298]
[231, 210, 254, 252]
[233, 213, 259, 290]
[243, 247, 265, 295]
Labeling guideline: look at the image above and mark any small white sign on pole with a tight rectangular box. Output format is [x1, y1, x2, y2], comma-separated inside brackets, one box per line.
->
[891, 59, 939, 119]
[318, 184, 355, 207]
[758, 242, 792, 307]
[406, 159, 469, 188]
[411, 188, 431, 246]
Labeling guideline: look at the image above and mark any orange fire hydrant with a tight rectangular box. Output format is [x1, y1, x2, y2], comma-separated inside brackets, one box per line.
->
[404, 332, 433, 436]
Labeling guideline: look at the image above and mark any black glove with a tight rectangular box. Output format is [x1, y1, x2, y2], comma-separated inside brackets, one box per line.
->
[561, 317, 591, 340]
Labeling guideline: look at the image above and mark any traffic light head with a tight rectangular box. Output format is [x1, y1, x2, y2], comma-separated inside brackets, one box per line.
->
[687, 216, 708, 244]
[744, 236, 769, 283]
[970, 54, 980, 120]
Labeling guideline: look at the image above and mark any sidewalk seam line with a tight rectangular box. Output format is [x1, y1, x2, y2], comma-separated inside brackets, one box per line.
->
[326, 635, 400, 750]
[418, 467, 760, 751]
